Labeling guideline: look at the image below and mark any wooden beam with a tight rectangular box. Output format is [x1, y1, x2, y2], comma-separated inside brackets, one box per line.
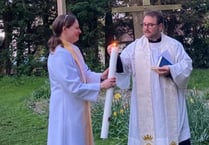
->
[132, 12, 143, 39]
[57, 0, 66, 15]
[143, 0, 151, 5]
[112, 4, 181, 13]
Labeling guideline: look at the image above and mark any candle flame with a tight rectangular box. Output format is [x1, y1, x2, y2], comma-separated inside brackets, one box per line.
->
[112, 42, 117, 47]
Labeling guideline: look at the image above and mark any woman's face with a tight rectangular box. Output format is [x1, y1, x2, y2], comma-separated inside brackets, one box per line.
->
[63, 20, 81, 43]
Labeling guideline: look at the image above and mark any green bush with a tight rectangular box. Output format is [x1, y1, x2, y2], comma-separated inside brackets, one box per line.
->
[187, 90, 209, 145]
[31, 80, 50, 100]
[91, 89, 209, 145]
[24, 78, 50, 116]
[91, 90, 129, 145]
[186, 38, 209, 68]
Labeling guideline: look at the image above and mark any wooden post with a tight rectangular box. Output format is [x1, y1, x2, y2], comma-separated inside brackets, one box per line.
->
[57, 0, 66, 15]
[143, 0, 150, 5]
[112, 0, 181, 38]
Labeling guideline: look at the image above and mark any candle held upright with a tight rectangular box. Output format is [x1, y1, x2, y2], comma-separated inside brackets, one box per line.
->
[101, 43, 119, 139]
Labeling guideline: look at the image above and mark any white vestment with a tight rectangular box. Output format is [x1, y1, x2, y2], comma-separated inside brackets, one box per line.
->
[116, 33, 192, 145]
[47, 44, 101, 145]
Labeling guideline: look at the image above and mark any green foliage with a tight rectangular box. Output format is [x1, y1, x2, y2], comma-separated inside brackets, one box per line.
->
[108, 92, 129, 140]
[184, 37, 209, 68]
[15, 53, 47, 76]
[1, 0, 209, 75]
[187, 90, 209, 145]
[0, 0, 55, 75]
[30, 80, 50, 100]
[92, 89, 209, 145]
[68, 0, 108, 71]
[175, 0, 209, 68]
[84, 48, 106, 72]
[92, 90, 129, 145]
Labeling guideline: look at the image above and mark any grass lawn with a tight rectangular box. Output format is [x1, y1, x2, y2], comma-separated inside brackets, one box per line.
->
[188, 68, 209, 90]
[0, 76, 47, 145]
[0, 68, 208, 145]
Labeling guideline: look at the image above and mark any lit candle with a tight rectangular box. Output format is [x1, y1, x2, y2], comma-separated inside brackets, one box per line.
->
[101, 43, 119, 139]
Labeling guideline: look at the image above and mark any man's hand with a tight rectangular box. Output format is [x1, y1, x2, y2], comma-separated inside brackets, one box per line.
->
[151, 65, 170, 76]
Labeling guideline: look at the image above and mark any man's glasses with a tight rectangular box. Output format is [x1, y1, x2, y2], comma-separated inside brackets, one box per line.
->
[141, 23, 159, 28]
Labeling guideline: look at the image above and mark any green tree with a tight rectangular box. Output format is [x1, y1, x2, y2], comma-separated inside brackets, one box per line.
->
[156, 0, 209, 68]
[68, 0, 109, 70]
[179, 0, 209, 68]
[0, 0, 56, 75]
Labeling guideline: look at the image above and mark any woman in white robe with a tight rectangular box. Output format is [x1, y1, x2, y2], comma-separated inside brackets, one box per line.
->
[47, 14, 116, 145]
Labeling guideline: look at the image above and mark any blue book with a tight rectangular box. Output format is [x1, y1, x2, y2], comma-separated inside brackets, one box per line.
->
[157, 50, 173, 67]
[158, 56, 172, 67]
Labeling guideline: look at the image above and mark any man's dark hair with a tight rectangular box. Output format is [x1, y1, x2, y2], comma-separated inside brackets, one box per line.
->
[144, 11, 164, 24]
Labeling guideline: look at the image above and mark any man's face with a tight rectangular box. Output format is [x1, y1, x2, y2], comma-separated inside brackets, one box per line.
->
[142, 16, 163, 40]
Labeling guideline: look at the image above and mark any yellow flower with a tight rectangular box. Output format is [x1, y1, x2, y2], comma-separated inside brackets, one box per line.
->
[113, 112, 117, 116]
[120, 109, 124, 114]
[114, 93, 121, 100]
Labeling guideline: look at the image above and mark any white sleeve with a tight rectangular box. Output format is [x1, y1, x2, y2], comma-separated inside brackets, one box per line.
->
[116, 72, 131, 89]
[116, 42, 135, 89]
[169, 43, 193, 89]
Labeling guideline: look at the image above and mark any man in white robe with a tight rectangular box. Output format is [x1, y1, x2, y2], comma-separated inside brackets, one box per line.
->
[112, 11, 192, 145]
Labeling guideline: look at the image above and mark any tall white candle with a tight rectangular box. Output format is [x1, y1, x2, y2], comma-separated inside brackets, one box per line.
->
[101, 45, 118, 139]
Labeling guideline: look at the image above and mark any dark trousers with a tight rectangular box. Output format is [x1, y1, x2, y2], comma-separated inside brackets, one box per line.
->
[179, 139, 191, 145]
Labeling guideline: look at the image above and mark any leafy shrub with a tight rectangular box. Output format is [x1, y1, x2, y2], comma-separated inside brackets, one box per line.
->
[186, 38, 209, 68]
[31, 80, 50, 100]
[92, 89, 209, 145]
[91, 90, 130, 145]
[187, 90, 209, 145]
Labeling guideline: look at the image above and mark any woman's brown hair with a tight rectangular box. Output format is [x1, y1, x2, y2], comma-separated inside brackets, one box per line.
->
[47, 14, 77, 52]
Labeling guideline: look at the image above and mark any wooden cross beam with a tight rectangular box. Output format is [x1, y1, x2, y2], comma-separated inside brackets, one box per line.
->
[112, 0, 181, 38]
[57, 0, 66, 15]
[112, 4, 182, 13]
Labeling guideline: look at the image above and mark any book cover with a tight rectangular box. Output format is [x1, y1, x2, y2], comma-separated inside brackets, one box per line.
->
[157, 50, 173, 67]
[158, 56, 172, 67]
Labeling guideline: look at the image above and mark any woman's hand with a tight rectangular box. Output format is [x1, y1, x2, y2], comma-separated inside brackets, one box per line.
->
[100, 77, 116, 89]
[101, 68, 109, 81]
